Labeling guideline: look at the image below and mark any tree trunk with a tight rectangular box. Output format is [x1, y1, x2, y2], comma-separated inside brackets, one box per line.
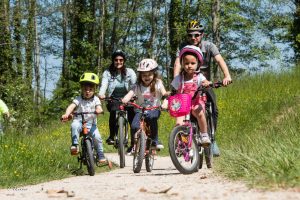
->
[110, 0, 120, 51]
[13, 0, 23, 77]
[211, 0, 220, 80]
[25, 0, 35, 88]
[97, 0, 106, 75]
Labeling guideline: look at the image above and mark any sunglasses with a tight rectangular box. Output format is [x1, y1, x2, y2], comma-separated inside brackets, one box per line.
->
[188, 33, 202, 38]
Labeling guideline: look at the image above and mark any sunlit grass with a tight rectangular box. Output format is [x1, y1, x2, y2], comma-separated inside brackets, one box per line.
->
[215, 67, 300, 188]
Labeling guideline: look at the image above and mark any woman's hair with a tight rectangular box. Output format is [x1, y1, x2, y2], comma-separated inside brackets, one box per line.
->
[108, 62, 126, 79]
[137, 70, 160, 96]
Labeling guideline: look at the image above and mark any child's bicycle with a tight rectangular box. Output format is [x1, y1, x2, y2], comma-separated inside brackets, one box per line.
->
[103, 97, 133, 168]
[126, 102, 160, 173]
[61, 112, 112, 176]
[168, 82, 224, 174]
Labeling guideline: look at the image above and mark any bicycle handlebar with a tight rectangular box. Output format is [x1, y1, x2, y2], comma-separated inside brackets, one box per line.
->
[127, 102, 160, 111]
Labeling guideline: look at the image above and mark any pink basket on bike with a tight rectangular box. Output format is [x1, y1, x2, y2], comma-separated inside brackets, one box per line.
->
[168, 93, 192, 117]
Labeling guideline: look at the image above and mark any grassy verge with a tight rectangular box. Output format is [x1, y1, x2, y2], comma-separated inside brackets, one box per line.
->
[0, 120, 114, 188]
[215, 67, 300, 188]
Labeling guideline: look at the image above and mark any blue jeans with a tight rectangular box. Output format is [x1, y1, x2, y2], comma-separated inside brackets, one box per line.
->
[131, 110, 161, 145]
[71, 120, 105, 160]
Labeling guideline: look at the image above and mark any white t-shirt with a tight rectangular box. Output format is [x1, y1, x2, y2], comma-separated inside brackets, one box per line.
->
[72, 95, 101, 124]
[132, 79, 165, 107]
[171, 73, 206, 90]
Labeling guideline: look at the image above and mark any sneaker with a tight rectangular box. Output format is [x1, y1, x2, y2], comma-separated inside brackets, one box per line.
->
[70, 145, 79, 155]
[127, 146, 135, 156]
[201, 134, 211, 146]
[106, 137, 114, 145]
[156, 141, 164, 149]
[98, 158, 107, 164]
[212, 140, 220, 157]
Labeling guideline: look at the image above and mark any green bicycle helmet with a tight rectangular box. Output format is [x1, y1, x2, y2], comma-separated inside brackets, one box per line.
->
[79, 72, 99, 85]
[186, 20, 204, 32]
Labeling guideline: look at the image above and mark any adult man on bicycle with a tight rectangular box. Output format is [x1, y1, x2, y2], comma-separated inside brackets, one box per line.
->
[173, 20, 232, 156]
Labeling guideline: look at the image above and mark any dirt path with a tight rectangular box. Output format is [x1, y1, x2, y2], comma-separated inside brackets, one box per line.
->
[1, 153, 299, 200]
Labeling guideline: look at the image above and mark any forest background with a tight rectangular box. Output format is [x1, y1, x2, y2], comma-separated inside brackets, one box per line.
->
[0, 0, 299, 130]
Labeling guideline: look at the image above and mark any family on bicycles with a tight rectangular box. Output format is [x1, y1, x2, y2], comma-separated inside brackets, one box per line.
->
[61, 19, 232, 173]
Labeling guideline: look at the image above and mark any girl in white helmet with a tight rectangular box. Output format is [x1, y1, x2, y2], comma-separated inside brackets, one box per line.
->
[122, 59, 169, 152]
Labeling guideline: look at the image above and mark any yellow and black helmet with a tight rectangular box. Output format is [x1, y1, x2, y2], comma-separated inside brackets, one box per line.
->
[186, 20, 204, 32]
[79, 72, 99, 85]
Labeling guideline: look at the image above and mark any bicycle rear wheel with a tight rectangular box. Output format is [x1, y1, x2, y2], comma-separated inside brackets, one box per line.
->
[84, 139, 95, 176]
[145, 139, 155, 172]
[133, 130, 145, 173]
[118, 116, 126, 168]
[169, 126, 199, 174]
[205, 104, 214, 168]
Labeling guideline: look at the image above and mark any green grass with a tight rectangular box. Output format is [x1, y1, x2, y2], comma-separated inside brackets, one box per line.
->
[1, 67, 299, 189]
[215, 67, 300, 188]
[0, 120, 115, 188]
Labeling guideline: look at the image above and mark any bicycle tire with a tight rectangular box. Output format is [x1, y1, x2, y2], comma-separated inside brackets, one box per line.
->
[169, 126, 199, 174]
[133, 130, 145, 173]
[199, 146, 204, 169]
[205, 104, 214, 168]
[145, 139, 155, 172]
[118, 116, 126, 168]
[84, 139, 95, 176]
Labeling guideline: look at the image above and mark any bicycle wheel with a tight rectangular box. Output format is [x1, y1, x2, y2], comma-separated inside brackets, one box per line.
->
[145, 139, 155, 172]
[84, 139, 95, 176]
[205, 104, 214, 168]
[133, 130, 145, 173]
[118, 116, 126, 168]
[199, 146, 204, 169]
[168, 126, 199, 174]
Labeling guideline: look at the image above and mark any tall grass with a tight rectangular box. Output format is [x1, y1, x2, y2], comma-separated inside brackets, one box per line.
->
[215, 67, 300, 188]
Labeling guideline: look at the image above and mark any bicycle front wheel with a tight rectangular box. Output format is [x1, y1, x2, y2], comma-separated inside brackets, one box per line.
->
[169, 126, 199, 174]
[118, 116, 126, 168]
[145, 139, 155, 172]
[84, 139, 95, 176]
[133, 130, 145, 173]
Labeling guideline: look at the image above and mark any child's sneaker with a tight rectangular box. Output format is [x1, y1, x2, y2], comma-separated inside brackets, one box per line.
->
[126, 146, 133, 155]
[70, 145, 79, 155]
[156, 141, 164, 149]
[98, 158, 107, 164]
[201, 134, 211, 146]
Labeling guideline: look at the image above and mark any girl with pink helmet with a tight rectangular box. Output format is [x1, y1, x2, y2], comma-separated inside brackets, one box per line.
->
[171, 45, 211, 145]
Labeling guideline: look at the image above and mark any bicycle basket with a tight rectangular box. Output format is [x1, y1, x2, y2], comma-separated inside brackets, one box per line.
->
[168, 93, 191, 117]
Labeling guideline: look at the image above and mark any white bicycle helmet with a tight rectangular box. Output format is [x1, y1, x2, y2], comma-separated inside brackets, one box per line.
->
[137, 59, 158, 72]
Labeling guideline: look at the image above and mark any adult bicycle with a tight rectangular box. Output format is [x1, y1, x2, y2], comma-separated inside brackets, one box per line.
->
[104, 97, 131, 168]
[168, 82, 224, 174]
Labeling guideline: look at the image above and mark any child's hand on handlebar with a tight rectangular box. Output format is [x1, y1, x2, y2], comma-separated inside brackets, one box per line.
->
[61, 114, 72, 122]
[201, 80, 211, 87]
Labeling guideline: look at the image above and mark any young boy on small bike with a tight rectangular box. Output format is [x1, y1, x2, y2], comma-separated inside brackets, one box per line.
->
[171, 45, 211, 145]
[61, 72, 107, 163]
[122, 59, 169, 153]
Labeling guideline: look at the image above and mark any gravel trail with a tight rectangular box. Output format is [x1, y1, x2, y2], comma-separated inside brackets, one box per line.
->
[1, 153, 299, 200]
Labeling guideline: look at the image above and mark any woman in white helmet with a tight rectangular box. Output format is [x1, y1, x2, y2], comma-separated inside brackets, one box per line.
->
[122, 59, 169, 152]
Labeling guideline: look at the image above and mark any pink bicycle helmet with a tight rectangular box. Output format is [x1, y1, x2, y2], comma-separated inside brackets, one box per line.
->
[179, 45, 204, 67]
[137, 59, 158, 72]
